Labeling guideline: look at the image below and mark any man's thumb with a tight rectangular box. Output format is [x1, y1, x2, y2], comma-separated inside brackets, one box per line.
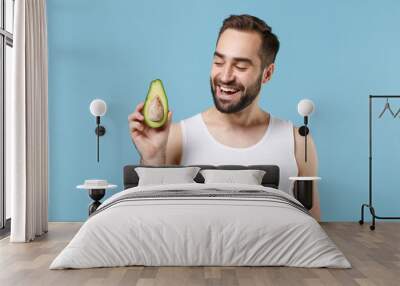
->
[168, 111, 172, 123]
[163, 111, 172, 130]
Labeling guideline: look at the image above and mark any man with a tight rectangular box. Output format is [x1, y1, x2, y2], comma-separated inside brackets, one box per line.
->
[128, 14, 320, 221]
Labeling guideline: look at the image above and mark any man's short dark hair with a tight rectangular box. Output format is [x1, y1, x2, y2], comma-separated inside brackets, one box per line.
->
[217, 14, 280, 68]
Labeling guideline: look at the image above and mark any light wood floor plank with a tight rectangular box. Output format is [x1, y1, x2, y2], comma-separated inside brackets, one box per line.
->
[0, 222, 399, 286]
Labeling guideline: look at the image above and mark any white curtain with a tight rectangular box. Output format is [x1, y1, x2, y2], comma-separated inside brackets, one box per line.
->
[8, 0, 49, 242]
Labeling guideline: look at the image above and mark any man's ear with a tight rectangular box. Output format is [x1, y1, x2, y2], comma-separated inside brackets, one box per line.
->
[261, 63, 275, 84]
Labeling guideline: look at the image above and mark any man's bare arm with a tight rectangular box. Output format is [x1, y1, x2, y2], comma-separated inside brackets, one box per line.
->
[138, 123, 182, 165]
[293, 127, 321, 221]
[165, 123, 182, 165]
[139, 154, 166, 165]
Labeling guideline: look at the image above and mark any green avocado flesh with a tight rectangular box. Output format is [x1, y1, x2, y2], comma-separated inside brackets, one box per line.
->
[143, 79, 169, 128]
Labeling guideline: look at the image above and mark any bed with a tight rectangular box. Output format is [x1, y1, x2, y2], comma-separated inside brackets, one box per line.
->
[49, 164, 351, 269]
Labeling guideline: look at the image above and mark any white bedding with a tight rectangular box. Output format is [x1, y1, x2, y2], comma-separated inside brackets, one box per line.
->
[50, 183, 351, 269]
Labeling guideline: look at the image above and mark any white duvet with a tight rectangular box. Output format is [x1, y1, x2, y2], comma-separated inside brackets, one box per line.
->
[50, 183, 351, 269]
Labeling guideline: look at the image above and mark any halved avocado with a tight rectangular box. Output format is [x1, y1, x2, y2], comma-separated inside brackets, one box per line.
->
[143, 79, 169, 128]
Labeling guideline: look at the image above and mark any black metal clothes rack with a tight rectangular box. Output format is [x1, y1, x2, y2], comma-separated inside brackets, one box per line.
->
[359, 95, 400, 230]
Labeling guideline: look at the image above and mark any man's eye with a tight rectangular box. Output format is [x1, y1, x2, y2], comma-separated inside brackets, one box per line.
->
[214, 62, 224, 66]
[235, 66, 247, 71]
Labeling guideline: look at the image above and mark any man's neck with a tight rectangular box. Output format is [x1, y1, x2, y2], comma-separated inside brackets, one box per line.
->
[205, 103, 268, 128]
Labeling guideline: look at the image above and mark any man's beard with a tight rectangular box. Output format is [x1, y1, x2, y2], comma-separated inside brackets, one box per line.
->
[210, 73, 262, 114]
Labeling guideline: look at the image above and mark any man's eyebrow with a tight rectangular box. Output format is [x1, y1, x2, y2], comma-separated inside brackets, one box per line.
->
[213, 51, 253, 65]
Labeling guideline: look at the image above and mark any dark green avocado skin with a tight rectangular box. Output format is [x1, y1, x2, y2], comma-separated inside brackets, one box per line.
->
[143, 79, 169, 128]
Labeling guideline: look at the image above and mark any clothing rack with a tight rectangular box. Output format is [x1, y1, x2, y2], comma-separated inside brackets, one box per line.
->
[359, 95, 400, 230]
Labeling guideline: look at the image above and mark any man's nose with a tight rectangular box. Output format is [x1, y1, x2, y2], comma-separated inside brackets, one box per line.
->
[220, 65, 235, 83]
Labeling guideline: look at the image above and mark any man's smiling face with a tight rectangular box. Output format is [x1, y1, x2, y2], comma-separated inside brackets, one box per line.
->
[210, 28, 266, 114]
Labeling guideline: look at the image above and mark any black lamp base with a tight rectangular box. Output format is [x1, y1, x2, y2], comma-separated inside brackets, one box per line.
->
[95, 126, 106, 136]
[88, 189, 105, 215]
[293, 180, 313, 210]
[298, 125, 309, 136]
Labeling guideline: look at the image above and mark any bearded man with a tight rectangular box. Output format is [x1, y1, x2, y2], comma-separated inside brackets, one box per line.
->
[128, 14, 321, 221]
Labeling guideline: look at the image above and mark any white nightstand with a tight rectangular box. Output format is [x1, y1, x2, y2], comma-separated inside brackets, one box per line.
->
[289, 176, 321, 181]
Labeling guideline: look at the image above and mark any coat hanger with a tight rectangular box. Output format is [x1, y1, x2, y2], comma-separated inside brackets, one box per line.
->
[394, 106, 400, 118]
[378, 98, 395, 118]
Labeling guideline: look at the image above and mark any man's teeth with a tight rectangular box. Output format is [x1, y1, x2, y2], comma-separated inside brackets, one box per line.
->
[219, 86, 239, 93]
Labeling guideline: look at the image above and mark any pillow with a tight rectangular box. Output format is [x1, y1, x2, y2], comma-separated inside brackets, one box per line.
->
[200, 169, 266, 185]
[135, 167, 201, 186]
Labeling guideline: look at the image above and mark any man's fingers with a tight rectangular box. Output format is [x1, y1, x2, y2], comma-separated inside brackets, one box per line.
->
[131, 129, 141, 138]
[128, 111, 145, 122]
[129, 120, 145, 132]
[129, 112, 144, 122]
[167, 111, 172, 124]
[136, 102, 144, 113]
[128, 102, 145, 121]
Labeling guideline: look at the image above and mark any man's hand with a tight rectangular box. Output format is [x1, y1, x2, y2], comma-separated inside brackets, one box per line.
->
[128, 102, 172, 165]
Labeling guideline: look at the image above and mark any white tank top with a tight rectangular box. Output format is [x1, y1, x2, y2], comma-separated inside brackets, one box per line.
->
[180, 113, 299, 195]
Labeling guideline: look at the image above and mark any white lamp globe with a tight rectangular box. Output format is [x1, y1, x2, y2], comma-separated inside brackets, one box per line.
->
[90, 99, 107, 117]
[297, 99, 315, 117]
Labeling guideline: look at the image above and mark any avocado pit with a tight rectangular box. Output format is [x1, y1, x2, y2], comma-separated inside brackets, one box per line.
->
[148, 95, 164, 122]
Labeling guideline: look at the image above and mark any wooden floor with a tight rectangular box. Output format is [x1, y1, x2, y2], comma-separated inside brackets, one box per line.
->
[0, 222, 399, 286]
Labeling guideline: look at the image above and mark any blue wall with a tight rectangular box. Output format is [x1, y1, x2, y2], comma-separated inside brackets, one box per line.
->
[47, 0, 400, 221]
